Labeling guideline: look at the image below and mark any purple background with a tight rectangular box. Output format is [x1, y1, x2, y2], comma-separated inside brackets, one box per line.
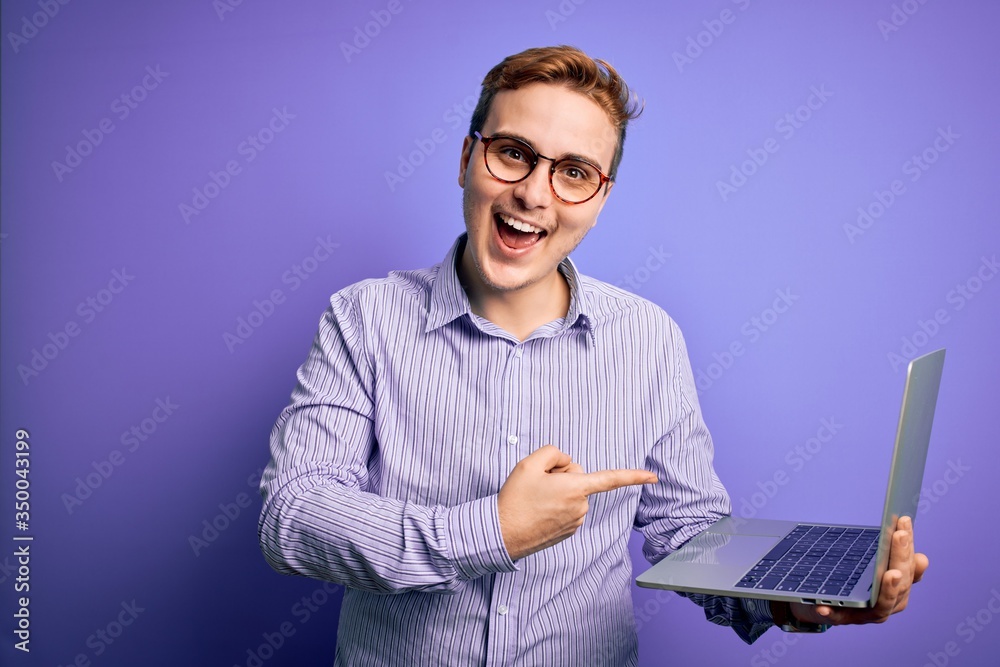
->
[2, 1, 998, 665]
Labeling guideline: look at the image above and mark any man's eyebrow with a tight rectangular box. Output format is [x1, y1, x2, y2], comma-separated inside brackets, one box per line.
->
[492, 129, 607, 171]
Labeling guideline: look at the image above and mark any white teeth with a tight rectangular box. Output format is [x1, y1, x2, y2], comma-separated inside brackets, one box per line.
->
[499, 214, 543, 235]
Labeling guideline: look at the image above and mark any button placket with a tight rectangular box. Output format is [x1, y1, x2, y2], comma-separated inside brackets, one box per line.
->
[500, 343, 524, 451]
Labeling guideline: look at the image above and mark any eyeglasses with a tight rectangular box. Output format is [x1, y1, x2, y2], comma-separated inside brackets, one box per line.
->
[473, 131, 611, 205]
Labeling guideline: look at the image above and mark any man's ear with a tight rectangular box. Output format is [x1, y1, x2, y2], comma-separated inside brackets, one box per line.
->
[458, 135, 473, 188]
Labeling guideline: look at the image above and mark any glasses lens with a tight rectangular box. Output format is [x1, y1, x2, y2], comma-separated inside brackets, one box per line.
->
[484, 137, 534, 182]
[551, 159, 602, 203]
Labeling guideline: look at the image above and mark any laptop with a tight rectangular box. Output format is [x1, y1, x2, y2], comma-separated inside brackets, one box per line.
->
[635, 348, 945, 608]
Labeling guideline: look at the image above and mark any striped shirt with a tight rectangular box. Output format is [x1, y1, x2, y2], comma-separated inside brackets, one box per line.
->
[258, 234, 773, 666]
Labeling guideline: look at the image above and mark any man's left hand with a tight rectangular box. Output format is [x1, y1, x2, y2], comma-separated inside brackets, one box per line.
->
[790, 516, 929, 626]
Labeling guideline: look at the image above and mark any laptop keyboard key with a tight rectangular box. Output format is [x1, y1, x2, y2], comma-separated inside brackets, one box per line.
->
[756, 576, 784, 590]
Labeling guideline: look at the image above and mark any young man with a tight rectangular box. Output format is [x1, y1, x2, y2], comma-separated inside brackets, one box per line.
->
[258, 46, 927, 666]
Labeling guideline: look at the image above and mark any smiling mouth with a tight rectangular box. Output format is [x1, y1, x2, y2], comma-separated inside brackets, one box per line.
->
[495, 213, 546, 250]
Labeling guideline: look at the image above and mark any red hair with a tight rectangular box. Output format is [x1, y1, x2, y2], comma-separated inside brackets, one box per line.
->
[469, 45, 643, 180]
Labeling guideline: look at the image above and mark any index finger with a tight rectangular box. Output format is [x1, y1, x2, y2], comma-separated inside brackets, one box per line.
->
[581, 469, 658, 496]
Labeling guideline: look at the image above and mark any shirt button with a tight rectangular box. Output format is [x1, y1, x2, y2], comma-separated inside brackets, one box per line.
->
[497, 604, 508, 616]
[507, 434, 518, 446]
[515, 348, 523, 358]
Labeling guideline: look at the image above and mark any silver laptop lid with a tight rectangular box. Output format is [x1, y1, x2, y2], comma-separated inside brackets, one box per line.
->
[868, 348, 946, 604]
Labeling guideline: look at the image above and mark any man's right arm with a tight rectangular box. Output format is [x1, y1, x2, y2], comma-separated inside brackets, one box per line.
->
[257, 293, 516, 594]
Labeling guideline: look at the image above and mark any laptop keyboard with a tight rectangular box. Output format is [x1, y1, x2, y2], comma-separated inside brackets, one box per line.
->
[735, 525, 879, 597]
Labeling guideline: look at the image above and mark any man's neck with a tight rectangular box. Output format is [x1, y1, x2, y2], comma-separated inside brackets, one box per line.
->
[458, 250, 571, 342]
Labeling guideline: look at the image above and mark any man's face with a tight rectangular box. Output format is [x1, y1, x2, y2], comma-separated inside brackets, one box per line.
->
[458, 82, 617, 298]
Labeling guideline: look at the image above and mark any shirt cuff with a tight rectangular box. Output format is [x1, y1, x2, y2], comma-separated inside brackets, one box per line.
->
[729, 597, 775, 644]
[743, 597, 775, 625]
[445, 495, 517, 581]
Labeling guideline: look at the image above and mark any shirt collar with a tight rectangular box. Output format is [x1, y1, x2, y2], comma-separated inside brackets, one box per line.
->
[426, 233, 595, 346]
[425, 235, 473, 333]
[559, 251, 596, 347]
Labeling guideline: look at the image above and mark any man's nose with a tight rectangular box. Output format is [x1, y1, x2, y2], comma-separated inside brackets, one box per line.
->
[513, 160, 554, 209]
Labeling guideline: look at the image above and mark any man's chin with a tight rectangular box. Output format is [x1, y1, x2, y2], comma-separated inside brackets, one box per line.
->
[460, 244, 528, 296]
[477, 266, 535, 294]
